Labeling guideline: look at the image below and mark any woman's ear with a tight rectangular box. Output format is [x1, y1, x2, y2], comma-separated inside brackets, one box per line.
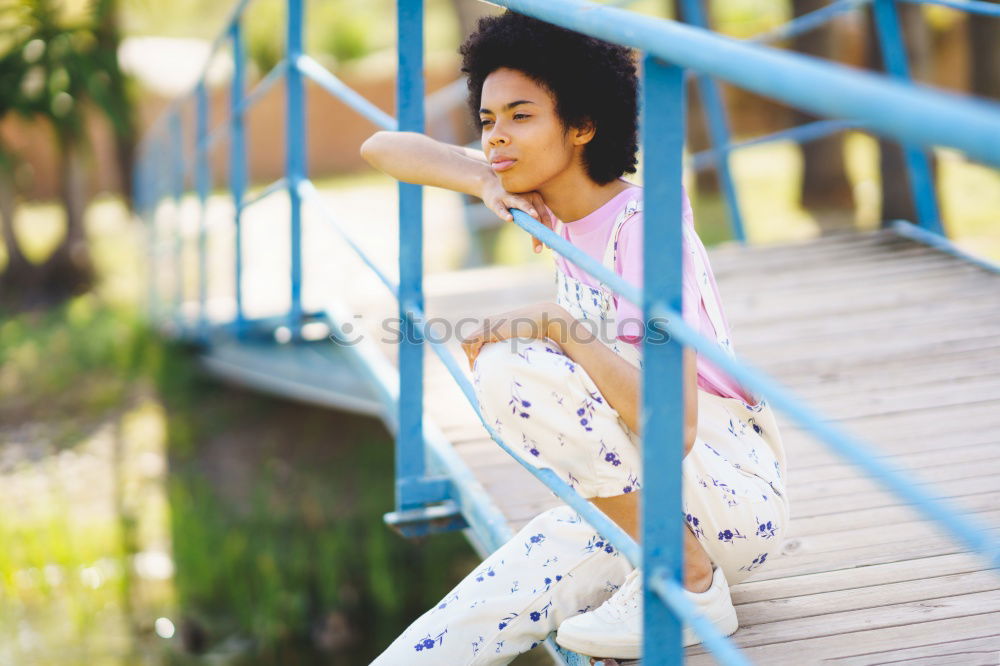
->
[571, 118, 597, 146]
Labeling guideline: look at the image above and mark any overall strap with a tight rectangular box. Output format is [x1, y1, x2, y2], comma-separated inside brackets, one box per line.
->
[682, 223, 735, 357]
[599, 195, 735, 359]
[600, 198, 642, 273]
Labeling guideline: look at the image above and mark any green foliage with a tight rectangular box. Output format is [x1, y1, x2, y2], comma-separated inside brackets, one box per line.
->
[0, 293, 157, 428]
[0, 0, 133, 144]
[0, 291, 481, 663]
[243, 0, 378, 74]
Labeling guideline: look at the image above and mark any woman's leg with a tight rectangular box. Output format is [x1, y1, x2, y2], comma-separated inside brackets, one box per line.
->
[680, 391, 790, 586]
[591, 491, 714, 593]
[474, 336, 718, 591]
[369, 505, 634, 665]
[472, 336, 643, 500]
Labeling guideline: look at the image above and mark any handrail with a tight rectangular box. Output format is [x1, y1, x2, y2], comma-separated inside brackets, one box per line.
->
[135, 0, 1000, 663]
[497, 0, 1000, 167]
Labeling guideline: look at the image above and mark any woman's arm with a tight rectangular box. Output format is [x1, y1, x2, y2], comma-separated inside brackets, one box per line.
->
[359, 130, 559, 251]
[549, 312, 699, 452]
[360, 130, 492, 198]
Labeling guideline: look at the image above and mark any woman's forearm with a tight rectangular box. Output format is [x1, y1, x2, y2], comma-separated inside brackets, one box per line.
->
[360, 130, 493, 199]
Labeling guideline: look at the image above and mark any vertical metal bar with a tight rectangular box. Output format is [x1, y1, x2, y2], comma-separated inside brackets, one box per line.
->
[137, 151, 157, 326]
[871, 0, 944, 235]
[230, 21, 249, 338]
[195, 82, 210, 342]
[152, 137, 167, 327]
[169, 111, 185, 332]
[285, 0, 306, 340]
[641, 53, 687, 664]
[677, 0, 748, 243]
[396, 0, 427, 511]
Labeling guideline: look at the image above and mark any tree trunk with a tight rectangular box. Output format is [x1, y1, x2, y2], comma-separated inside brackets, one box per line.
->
[0, 167, 30, 274]
[42, 136, 95, 300]
[790, 0, 855, 233]
[969, 1, 1000, 100]
[865, 2, 939, 226]
[95, 0, 138, 210]
[0, 165, 43, 309]
[670, 0, 720, 194]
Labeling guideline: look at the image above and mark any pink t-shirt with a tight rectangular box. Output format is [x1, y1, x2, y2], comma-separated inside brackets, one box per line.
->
[550, 178, 756, 405]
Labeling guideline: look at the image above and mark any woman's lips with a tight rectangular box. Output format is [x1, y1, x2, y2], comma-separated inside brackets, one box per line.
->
[491, 159, 516, 172]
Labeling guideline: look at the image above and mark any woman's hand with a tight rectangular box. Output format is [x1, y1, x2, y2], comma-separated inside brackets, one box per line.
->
[460, 301, 569, 371]
[478, 174, 558, 255]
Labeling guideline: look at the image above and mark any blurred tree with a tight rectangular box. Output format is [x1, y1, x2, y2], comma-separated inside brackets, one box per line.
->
[670, 0, 723, 196]
[789, 0, 855, 233]
[968, 2, 1000, 101]
[244, 0, 379, 75]
[865, 3, 939, 227]
[0, 0, 135, 310]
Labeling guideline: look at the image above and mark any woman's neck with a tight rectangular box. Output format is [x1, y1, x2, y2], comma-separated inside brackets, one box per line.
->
[537, 173, 633, 223]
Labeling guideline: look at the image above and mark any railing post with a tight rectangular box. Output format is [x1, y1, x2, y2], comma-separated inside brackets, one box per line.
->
[230, 20, 248, 338]
[396, 0, 429, 512]
[676, 0, 748, 244]
[641, 53, 687, 664]
[169, 111, 185, 332]
[195, 82, 211, 342]
[138, 149, 158, 327]
[871, 0, 944, 235]
[285, 0, 306, 340]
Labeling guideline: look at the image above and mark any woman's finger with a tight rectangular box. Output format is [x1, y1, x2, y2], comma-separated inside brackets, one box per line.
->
[527, 193, 551, 252]
[494, 202, 513, 221]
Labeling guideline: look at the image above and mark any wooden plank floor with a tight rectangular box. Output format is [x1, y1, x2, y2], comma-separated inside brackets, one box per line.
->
[386, 227, 1000, 664]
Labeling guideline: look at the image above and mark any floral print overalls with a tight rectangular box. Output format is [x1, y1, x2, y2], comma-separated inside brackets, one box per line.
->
[370, 197, 790, 665]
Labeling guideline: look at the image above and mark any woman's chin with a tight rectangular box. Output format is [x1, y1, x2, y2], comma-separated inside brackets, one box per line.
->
[499, 176, 539, 196]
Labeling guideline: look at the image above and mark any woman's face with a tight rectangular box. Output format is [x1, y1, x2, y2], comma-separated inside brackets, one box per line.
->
[478, 67, 590, 194]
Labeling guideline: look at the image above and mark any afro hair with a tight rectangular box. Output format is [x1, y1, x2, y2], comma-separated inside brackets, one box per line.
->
[459, 10, 639, 186]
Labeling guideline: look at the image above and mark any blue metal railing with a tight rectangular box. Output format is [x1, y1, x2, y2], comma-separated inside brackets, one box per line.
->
[134, 0, 1000, 663]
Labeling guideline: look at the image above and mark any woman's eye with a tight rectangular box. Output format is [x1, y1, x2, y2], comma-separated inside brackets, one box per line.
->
[478, 114, 529, 128]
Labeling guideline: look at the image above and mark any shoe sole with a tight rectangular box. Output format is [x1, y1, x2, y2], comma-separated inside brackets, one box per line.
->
[555, 606, 739, 657]
[683, 604, 739, 647]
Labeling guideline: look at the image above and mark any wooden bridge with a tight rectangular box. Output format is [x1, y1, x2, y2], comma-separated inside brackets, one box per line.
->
[135, 0, 1000, 662]
[411, 226, 1000, 663]
[191, 221, 1000, 663]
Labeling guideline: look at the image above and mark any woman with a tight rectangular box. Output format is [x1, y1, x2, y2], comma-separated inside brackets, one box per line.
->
[362, 10, 789, 663]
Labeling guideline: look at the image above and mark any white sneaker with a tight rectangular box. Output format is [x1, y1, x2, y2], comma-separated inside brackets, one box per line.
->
[554, 565, 738, 658]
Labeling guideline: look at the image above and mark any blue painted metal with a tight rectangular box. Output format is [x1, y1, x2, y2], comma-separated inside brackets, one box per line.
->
[169, 110, 185, 331]
[229, 20, 248, 339]
[646, 301, 1000, 570]
[872, 0, 944, 234]
[132, 0, 1000, 663]
[298, 181, 399, 296]
[393, 0, 453, 515]
[889, 219, 1000, 274]
[640, 54, 688, 661]
[296, 55, 398, 131]
[401, 296, 640, 564]
[496, 0, 1000, 167]
[677, 0, 748, 243]
[240, 176, 288, 211]
[690, 118, 862, 172]
[285, 0, 305, 341]
[748, 0, 871, 45]
[195, 82, 210, 341]
[238, 59, 288, 116]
